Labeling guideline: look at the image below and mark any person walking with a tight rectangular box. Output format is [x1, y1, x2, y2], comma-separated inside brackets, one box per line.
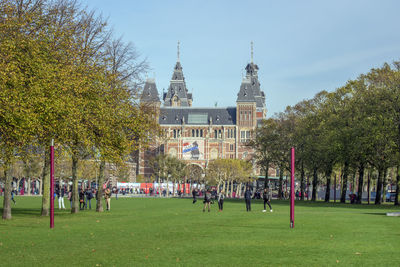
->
[262, 188, 273, 212]
[203, 189, 212, 212]
[104, 187, 111, 211]
[85, 188, 93, 209]
[79, 188, 85, 210]
[244, 187, 252, 212]
[58, 187, 66, 209]
[218, 190, 225, 211]
[192, 188, 197, 204]
[11, 189, 16, 204]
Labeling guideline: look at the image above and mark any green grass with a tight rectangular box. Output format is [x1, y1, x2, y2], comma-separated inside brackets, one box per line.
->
[0, 196, 399, 266]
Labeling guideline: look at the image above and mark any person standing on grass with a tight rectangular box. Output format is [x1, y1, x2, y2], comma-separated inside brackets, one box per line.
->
[105, 187, 111, 211]
[11, 189, 16, 204]
[79, 188, 85, 210]
[192, 188, 197, 204]
[85, 188, 93, 209]
[68, 189, 73, 208]
[262, 188, 273, 213]
[203, 189, 212, 212]
[244, 186, 252, 212]
[218, 190, 225, 211]
[57, 186, 66, 209]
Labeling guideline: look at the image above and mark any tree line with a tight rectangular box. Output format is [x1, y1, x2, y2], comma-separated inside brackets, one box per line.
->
[150, 154, 253, 197]
[0, 0, 159, 219]
[251, 61, 400, 205]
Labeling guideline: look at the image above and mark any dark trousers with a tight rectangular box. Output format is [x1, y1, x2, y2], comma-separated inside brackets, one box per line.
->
[218, 199, 224, 210]
[264, 199, 272, 210]
[245, 199, 251, 211]
[192, 196, 197, 204]
[79, 200, 85, 210]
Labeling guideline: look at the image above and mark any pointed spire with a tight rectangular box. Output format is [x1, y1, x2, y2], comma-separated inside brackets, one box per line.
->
[177, 41, 180, 62]
[251, 41, 254, 63]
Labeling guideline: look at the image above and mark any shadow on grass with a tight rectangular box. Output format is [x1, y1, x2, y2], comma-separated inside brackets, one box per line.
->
[0, 207, 76, 218]
[363, 212, 388, 216]
[221, 198, 400, 210]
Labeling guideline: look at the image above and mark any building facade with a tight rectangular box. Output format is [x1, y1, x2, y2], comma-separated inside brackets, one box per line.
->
[139, 44, 266, 178]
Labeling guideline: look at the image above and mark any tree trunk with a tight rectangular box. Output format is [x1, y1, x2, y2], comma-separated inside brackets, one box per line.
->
[2, 164, 12, 220]
[312, 168, 318, 202]
[367, 171, 371, 205]
[222, 180, 226, 194]
[17, 178, 21, 194]
[41, 148, 50, 216]
[340, 161, 349, 203]
[230, 180, 234, 198]
[356, 163, 365, 204]
[96, 160, 105, 212]
[238, 182, 243, 198]
[173, 180, 176, 197]
[166, 177, 169, 197]
[395, 166, 399, 206]
[235, 182, 240, 198]
[375, 168, 384, 205]
[300, 162, 305, 201]
[278, 165, 283, 200]
[71, 152, 79, 213]
[27, 177, 31, 196]
[264, 167, 269, 189]
[324, 167, 332, 202]
[382, 168, 388, 203]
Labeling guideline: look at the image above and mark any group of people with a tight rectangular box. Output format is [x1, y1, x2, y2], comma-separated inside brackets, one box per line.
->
[193, 187, 273, 213]
[245, 187, 273, 212]
[52, 186, 113, 211]
[78, 188, 95, 210]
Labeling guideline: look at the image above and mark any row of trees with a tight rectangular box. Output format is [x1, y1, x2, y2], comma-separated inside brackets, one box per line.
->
[150, 155, 253, 197]
[0, 0, 159, 219]
[251, 61, 400, 205]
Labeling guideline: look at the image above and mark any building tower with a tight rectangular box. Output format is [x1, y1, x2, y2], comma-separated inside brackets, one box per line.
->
[163, 41, 193, 107]
[139, 78, 161, 177]
[236, 42, 266, 145]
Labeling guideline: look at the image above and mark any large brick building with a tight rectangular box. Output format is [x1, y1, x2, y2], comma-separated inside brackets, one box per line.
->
[138, 43, 266, 178]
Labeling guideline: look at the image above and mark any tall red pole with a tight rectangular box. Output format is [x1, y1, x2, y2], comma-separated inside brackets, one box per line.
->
[50, 139, 55, 229]
[290, 147, 295, 228]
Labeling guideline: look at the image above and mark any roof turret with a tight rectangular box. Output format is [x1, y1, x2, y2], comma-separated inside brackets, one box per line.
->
[163, 42, 193, 107]
[140, 78, 160, 103]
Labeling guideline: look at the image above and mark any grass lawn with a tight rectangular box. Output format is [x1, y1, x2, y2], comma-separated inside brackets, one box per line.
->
[0, 196, 399, 266]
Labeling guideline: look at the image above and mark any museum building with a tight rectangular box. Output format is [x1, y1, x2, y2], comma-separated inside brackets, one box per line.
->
[138, 44, 267, 178]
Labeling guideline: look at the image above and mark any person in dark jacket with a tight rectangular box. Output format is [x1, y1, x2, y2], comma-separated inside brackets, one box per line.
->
[79, 189, 85, 210]
[218, 190, 225, 211]
[244, 187, 252, 212]
[192, 188, 197, 204]
[262, 188, 273, 212]
[203, 189, 212, 212]
[85, 188, 93, 209]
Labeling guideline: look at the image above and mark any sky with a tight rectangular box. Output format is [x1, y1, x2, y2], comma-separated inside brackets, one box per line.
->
[84, 0, 400, 117]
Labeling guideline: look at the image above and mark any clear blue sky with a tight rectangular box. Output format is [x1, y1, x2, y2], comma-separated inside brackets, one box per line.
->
[85, 0, 400, 116]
